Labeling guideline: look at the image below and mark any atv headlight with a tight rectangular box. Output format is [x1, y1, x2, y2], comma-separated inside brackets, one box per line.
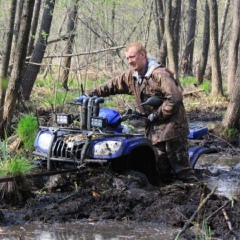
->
[34, 130, 53, 153]
[56, 113, 73, 125]
[91, 117, 108, 128]
[92, 140, 122, 156]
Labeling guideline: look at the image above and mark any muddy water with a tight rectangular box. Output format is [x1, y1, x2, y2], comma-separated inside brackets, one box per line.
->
[0, 221, 179, 240]
[196, 154, 240, 200]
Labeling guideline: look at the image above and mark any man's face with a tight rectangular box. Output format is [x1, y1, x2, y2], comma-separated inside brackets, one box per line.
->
[125, 47, 146, 74]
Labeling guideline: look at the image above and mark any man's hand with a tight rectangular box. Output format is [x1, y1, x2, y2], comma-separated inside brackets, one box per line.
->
[76, 94, 88, 102]
[148, 113, 156, 122]
[132, 110, 141, 116]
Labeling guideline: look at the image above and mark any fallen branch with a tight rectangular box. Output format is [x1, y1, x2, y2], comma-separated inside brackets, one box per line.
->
[208, 132, 240, 155]
[174, 186, 217, 240]
[183, 89, 204, 98]
[222, 208, 232, 231]
[221, 208, 239, 239]
[206, 200, 230, 222]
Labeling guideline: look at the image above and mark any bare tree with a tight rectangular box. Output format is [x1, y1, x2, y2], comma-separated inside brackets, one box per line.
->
[207, 0, 223, 96]
[196, 0, 210, 85]
[172, 0, 181, 74]
[1, 0, 35, 134]
[27, 0, 42, 57]
[218, 0, 230, 50]
[9, 0, 24, 69]
[226, 0, 240, 94]
[21, 0, 55, 100]
[0, 0, 17, 137]
[222, 75, 240, 134]
[60, 0, 79, 90]
[180, 0, 197, 76]
[154, 0, 167, 65]
[164, 0, 180, 85]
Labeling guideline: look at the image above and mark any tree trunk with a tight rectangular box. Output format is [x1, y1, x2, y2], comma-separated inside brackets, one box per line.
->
[218, 0, 230, 50]
[21, 0, 55, 100]
[164, 0, 180, 85]
[207, 0, 223, 96]
[1, 0, 35, 134]
[0, 0, 17, 137]
[60, 0, 78, 91]
[153, 0, 166, 64]
[222, 76, 240, 133]
[9, 0, 24, 70]
[196, 0, 210, 85]
[172, 0, 181, 74]
[27, 0, 42, 57]
[226, 0, 240, 94]
[180, 0, 197, 76]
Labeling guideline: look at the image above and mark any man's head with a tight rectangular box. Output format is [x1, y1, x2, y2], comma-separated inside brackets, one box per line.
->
[125, 42, 147, 74]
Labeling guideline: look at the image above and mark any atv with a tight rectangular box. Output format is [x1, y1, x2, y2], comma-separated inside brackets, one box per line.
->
[33, 96, 213, 186]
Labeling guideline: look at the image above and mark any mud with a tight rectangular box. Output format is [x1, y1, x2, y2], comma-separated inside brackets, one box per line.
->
[1, 110, 240, 239]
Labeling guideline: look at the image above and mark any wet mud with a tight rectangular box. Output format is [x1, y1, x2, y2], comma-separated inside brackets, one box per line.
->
[1, 110, 240, 239]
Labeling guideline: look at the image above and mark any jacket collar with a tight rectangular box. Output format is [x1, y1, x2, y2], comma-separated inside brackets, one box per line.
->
[133, 57, 161, 85]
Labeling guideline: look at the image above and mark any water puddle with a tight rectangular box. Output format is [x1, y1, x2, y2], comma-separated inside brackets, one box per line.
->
[0, 221, 179, 240]
[196, 154, 240, 200]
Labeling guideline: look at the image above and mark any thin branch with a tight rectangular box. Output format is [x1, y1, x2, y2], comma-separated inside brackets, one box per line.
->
[39, 45, 125, 59]
[208, 132, 240, 155]
[174, 186, 217, 239]
[222, 208, 233, 231]
[206, 200, 230, 222]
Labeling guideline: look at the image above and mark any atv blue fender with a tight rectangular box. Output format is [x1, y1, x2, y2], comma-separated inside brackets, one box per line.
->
[189, 145, 218, 168]
[88, 136, 154, 159]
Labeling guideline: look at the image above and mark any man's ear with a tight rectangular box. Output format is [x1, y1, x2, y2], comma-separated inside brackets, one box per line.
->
[141, 51, 146, 58]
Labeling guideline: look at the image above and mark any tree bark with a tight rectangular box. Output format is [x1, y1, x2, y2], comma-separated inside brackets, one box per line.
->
[21, 0, 55, 100]
[222, 75, 240, 131]
[172, 0, 181, 74]
[207, 0, 223, 96]
[153, 0, 166, 64]
[180, 0, 197, 76]
[0, 0, 17, 137]
[27, 0, 42, 57]
[1, 0, 35, 133]
[196, 0, 210, 85]
[164, 0, 180, 84]
[226, 0, 240, 94]
[9, 0, 24, 69]
[0, 0, 17, 120]
[218, 0, 230, 50]
[60, 0, 78, 91]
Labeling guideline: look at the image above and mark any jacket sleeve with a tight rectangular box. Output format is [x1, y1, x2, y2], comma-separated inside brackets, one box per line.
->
[153, 70, 183, 120]
[87, 70, 133, 97]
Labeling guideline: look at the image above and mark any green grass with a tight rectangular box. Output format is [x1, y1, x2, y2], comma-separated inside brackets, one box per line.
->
[199, 81, 211, 93]
[0, 155, 34, 177]
[180, 76, 197, 88]
[0, 139, 34, 178]
[0, 139, 8, 162]
[17, 114, 38, 150]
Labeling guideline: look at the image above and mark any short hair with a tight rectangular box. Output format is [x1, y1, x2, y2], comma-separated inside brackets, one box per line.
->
[125, 42, 147, 55]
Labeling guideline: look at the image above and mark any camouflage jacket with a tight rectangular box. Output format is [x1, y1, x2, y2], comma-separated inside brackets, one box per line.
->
[87, 57, 189, 144]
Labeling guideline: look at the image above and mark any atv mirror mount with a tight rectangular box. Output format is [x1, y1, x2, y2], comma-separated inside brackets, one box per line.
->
[138, 97, 163, 107]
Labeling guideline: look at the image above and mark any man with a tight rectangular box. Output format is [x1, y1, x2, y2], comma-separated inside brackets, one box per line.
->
[78, 42, 198, 184]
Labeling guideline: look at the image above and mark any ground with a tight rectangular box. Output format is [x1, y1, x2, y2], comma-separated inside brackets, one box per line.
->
[0, 109, 240, 239]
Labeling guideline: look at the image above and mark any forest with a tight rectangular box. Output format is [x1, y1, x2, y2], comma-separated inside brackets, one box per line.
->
[1, 1, 240, 239]
[0, 0, 239, 139]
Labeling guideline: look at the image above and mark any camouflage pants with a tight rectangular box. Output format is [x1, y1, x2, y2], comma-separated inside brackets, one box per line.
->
[154, 137, 192, 180]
